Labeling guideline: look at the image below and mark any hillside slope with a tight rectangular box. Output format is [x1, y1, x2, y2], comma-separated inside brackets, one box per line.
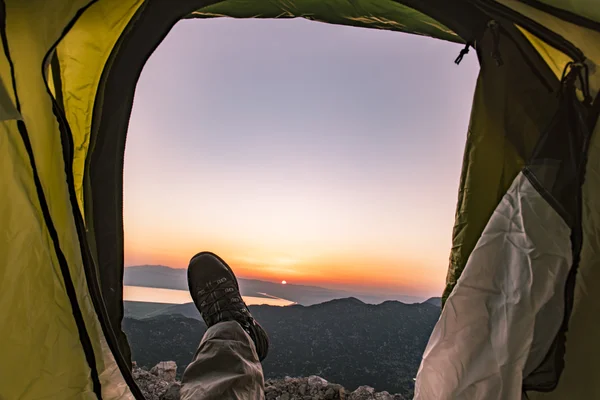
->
[124, 298, 439, 397]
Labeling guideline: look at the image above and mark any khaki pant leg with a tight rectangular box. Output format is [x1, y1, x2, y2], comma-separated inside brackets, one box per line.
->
[181, 320, 265, 400]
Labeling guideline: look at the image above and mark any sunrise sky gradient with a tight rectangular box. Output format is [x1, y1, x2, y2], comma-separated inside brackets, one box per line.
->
[123, 18, 479, 299]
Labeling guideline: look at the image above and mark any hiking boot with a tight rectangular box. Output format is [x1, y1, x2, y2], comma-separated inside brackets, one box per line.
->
[187, 251, 269, 361]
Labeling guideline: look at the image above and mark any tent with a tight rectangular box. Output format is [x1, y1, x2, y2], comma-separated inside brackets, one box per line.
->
[0, 0, 598, 398]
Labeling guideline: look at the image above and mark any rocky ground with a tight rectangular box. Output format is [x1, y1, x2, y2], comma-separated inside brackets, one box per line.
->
[132, 361, 407, 400]
[132, 361, 181, 400]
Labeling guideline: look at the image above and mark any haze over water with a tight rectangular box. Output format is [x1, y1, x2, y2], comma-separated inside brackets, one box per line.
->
[123, 285, 294, 306]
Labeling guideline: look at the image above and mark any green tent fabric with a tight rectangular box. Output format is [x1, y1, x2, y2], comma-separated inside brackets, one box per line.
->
[187, 0, 462, 42]
[0, 0, 598, 399]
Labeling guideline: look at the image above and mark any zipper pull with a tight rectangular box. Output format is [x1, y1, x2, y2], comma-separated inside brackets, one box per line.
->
[454, 43, 471, 65]
[488, 20, 504, 67]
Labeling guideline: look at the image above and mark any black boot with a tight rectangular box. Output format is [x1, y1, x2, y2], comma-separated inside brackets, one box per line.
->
[187, 251, 269, 361]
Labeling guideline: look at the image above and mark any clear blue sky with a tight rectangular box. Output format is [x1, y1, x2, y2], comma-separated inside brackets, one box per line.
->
[124, 18, 479, 298]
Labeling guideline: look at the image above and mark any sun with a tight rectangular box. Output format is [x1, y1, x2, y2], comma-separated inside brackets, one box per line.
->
[281, 280, 287, 285]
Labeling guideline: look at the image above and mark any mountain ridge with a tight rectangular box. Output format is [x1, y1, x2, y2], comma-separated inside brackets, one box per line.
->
[124, 295, 441, 321]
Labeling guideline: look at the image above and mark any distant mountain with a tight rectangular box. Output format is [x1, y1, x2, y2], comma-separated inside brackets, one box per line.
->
[123, 298, 440, 398]
[124, 265, 188, 291]
[124, 301, 186, 320]
[424, 297, 442, 307]
[124, 265, 424, 305]
[125, 301, 200, 320]
[124, 296, 441, 322]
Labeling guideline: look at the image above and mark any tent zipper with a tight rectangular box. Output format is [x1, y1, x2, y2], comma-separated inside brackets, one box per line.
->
[469, 0, 586, 64]
[454, 43, 471, 65]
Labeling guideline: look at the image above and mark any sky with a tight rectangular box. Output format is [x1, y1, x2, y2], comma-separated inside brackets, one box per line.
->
[123, 18, 479, 299]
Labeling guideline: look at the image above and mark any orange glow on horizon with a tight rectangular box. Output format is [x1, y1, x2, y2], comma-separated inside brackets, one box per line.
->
[124, 236, 448, 297]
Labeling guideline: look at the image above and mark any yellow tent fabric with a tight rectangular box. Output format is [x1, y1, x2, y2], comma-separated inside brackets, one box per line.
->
[0, 0, 598, 399]
[57, 0, 145, 218]
[0, 1, 136, 398]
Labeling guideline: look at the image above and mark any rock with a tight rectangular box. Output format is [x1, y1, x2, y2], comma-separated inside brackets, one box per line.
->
[266, 385, 279, 400]
[160, 382, 181, 400]
[299, 384, 308, 395]
[132, 365, 172, 400]
[349, 386, 376, 400]
[374, 391, 394, 400]
[308, 375, 328, 387]
[325, 387, 336, 399]
[151, 361, 178, 382]
[132, 360, 406, 400]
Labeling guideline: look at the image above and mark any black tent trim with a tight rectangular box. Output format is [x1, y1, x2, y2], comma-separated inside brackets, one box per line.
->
[85, 1, 224, 397]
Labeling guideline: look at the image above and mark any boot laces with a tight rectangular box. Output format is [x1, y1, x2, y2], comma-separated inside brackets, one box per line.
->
[197, 278, 252, 325]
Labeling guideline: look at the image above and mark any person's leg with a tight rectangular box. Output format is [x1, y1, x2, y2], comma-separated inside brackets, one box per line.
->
[181, 321, 264, 400]
[180, 252, 269, 400]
